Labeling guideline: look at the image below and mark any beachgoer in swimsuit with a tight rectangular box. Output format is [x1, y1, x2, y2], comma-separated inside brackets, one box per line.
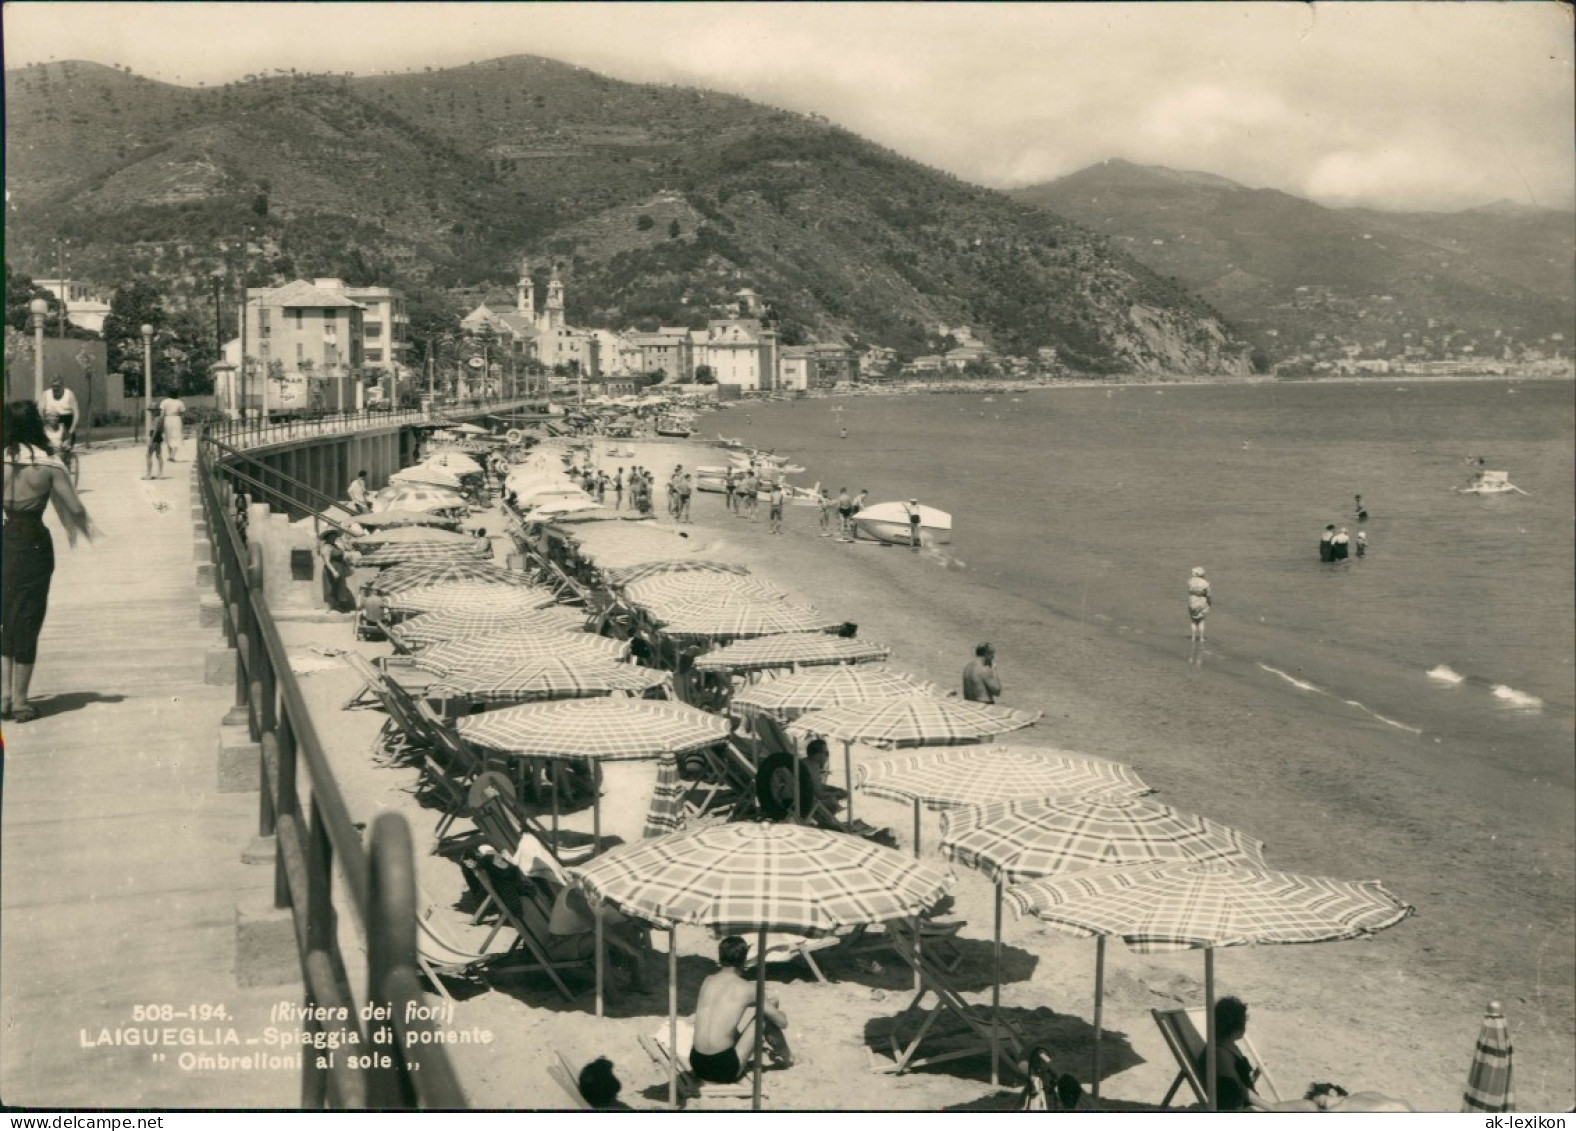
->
[836, 488, 853, 537]
[690, 936, 791, 1084]
[1319, 524, 1336, 562]
[1187, 567, 1211, 642]
[767, 482, 785, 533]
[1331, 527, 1350, 561]
[1355, 531, 1367, 558]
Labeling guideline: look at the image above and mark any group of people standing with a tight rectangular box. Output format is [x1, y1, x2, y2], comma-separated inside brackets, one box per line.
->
[722, 466, 788, 533]
[1317, 496, 1370, 562]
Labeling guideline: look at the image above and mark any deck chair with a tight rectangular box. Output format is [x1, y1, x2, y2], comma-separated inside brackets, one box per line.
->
[1152, 1007, 1281, 1108]
[414, 904, 498, 1002]
[742, 931, 841, 985]
[874, 920, 1026, 1077]
[638, 1020, 760, 1105]
[547, 1049, 592, 1110]
[838, 917, 965, 974]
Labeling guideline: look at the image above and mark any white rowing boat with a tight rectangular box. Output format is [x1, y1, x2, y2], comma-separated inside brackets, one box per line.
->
[852, 501, 953, 546]
[1456, 471, 1527, 495]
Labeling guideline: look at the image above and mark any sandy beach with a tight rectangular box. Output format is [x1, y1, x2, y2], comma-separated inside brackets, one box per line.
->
[278, 430, 1571, 1112]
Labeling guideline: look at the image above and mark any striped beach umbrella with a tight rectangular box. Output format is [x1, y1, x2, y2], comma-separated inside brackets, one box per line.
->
[378, 580, 559, 617]
[1462, 1002, 1514, 1112]
[606, 559, 751, 588]
[372, 485, 465, 514]
[857, 746, 1153, 854]
[572, 822, 953, 1108]
[692, 633, 891, 674]
[940, 796, 1265, 886]
[410, 631, 629, 675]
[651, 595, 841, 640]
[391, 605, 590, 648]
[458, 697, 728, 762]
[641, 757, 689, 840]
[427, 655, 672, 704]
[354, 540, 491, 568]
[368, 560, 537, 595]
[1006, 860, 1413, 1108]
[730, 666, 933, 724]
[390, 465, 465, 490]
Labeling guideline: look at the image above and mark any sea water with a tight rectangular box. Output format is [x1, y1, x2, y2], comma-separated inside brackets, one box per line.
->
[713, 380, 1575, 785]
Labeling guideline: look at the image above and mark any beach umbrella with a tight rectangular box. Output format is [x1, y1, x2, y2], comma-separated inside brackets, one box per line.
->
[391, 605, 590, 649]
[1462, 1001, 1514, 1113]
[941, 797, 1266, 1088]
[624, 572, 788, 609]
[378, 580, 559, 617]
[420, 451, 485, 474]
[1006, 861, 1414, 1108]
[368, 560, 538, 594]
[531, 497, 605, 519]
[390, 465, 465, 490]
[856, 746, 1154, 855]
[427, 655, 672, 705]
[729, 666, 933, 725]
[410, 631, 630, 675]
[348, 509, 459, 530]
[572, 821, 953, 1108]
[352, 540, 492, 568]
[371, 485, 465, 514]
[692, 632, 891, 674]
[605, 559, 751, 588]
[449, 423, 489, 436]
[459, 697, 730, 866]
[650, 595, 842, 641]
[788, 697, 1041, 830]
[348, 526, 481, 548]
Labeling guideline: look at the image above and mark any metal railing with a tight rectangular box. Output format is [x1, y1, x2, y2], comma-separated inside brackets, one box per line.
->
[196, 427, 466, 1109]
[210, 394, 545, 451]
[206, 435, 358, 529]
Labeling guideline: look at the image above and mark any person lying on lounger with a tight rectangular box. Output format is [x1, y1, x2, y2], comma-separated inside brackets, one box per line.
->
[688, 936, 793, 1084]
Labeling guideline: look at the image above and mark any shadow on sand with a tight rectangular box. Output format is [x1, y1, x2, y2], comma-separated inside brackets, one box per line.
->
[28, 690, 127, 717]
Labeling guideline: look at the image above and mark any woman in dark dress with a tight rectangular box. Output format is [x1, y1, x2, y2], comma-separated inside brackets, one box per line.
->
[3, 401, 96, 722]
[318, 529, 358, 613]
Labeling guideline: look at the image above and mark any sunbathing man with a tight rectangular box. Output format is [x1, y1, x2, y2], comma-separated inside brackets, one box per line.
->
[689, 936, 792, 1084]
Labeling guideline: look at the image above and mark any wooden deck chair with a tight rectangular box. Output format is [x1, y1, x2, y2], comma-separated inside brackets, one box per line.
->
[875, 920, 1027, 1077]
[839, 917, 966, 974]
[458, 855, 587, 1004]
[547, 1049, 593, 1110]
[415, 905, 498, 1002]
[638, 1020, 760, 1105]
[742, 931, 841, 985]
[1152, 1007, 1281, 1108]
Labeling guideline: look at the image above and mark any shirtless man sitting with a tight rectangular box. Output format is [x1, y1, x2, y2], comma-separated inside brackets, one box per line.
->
[688, 936, 792, 1084]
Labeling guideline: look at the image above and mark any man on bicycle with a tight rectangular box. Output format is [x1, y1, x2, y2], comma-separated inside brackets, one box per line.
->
[39, 376, 79, 456]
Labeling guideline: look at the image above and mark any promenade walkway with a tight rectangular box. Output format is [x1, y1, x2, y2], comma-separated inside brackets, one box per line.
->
[1, 440, 297, 1109]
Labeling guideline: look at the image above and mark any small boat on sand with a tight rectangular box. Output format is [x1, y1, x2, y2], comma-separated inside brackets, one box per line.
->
[655, 416, 693, 438]
[1456, 471, 1526, 495]
[852, 501, 953, 546]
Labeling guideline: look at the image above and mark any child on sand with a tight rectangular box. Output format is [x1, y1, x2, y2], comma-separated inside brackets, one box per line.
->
[1187, 567, 1211, 642]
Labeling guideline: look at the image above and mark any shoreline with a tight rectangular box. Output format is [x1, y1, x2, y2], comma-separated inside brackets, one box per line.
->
[566, 424, 1574, 1112]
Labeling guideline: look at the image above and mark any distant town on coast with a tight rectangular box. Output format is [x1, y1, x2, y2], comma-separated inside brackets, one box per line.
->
[5, 54, 1572, 417]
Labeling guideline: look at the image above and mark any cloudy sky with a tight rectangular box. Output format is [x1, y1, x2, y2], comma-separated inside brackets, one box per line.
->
[5, 2, 1573, 211]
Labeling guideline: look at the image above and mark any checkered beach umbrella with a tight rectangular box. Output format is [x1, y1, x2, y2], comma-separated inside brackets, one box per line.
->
[457, 697, 729, 761]
[789, 696, 1041, 749]
[1005, 860, 1414, 953]
[354, 540, 491, 568]
[379, 580, 558, 617]
[859, 747, 1153, 809]
[623, 572, 788, 609]
[606, 559, 750, 588]
[730, 666, 934, 724]
[410, 630, 629, 675]
[372, 485, 465, 513]
[1463, 1001, 1515, 1112]
[940, 796, 1265, 886]
[573, 821, 954, 1110]
[391, 605, 589, 648]
[692, 632, 891, 673]
[651, 595, 841, 640]
[573, 821, 953, 935]
[349, 526, 481, 548]
[368, 560, 537, 595]
[427, 656, 672, 703]
[349, 510, 459, 530]
[420, 451, 485, 474]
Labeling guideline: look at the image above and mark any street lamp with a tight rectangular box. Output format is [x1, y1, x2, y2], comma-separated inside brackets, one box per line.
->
[141, 323, 154, 441]
[29, 298, 49, 400]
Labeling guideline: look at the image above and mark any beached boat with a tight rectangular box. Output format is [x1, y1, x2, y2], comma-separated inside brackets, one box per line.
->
[852, 501, 953, 546]
[694, 466, 730, 493]
[1456, 471, 1526, 495]
[655, 416, 693, 438]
